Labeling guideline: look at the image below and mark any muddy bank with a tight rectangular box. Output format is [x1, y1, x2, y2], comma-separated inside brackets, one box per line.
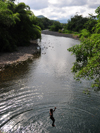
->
[42, 30, 79, 39]
[0, 40, 41, 71]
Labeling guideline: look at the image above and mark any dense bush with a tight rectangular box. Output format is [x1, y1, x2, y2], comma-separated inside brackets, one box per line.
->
[66, 14, 89, 32]
[63, 29, 72, 34]
[0, 0, 41, 52]
[36, 17, 55, 30]
[68, 6, 100, 90]
[64, 14, 97, 34]
[49, 21, 62, 32]
[79, 29, 90, 38]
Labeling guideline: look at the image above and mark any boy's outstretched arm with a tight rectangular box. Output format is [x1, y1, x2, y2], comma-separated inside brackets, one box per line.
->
[53, 107, 56, 112]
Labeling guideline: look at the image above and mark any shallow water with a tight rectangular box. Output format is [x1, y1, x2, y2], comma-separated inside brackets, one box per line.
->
[0, 34, 100, 133]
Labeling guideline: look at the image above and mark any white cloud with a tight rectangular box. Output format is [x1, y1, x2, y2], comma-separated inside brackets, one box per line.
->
[48, 0, 58, 4]
[18, 0, 100, 21]
[88, 0, 100, 8]
[51, 0, 87, 7]
[18, 0, 48, 10]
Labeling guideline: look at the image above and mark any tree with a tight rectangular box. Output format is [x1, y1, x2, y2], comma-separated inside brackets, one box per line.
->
[84, 14, 97, 33]
[68, 35, 100, 90]
[50, 21, 62, 32]
[67, 6, 100, 90]
[0, 0, 41, 52]
[36, 17, 55, 30]
[66, 14, 89, 32]
[0, 0, 20, 51]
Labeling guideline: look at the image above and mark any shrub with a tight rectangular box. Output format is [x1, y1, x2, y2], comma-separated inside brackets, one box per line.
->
[79, 29, 90, 38]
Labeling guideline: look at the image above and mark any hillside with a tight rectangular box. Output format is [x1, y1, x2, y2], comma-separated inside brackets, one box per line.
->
[36, 15, 45, 18]
[36, 15, 67, 23]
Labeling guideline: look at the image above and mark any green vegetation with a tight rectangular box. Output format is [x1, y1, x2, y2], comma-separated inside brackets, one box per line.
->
[1, 1, 99, 91]
[36, 15, 64, 31]
[63, 13, 97, 34]
[0, 0, 41, 52]
[67, 6, 100, 90]
[62, 13, 97, 38]
[36, 17, 56, 30]
[66, 14, 89, 32]
[49, 21, 62, 32]
[79, 29, 90, 38]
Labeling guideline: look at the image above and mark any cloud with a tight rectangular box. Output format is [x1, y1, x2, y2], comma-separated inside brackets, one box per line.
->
[18, 0, 99, 21]
[88, 4, 100, 9]
[50, 0, 100, 9]
[87, 0, 100, 9]
[51, 0, 87, 8]
[19, 0, 48, 10]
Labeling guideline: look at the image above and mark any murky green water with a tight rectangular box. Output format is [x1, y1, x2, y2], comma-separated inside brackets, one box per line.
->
[0, 34, 100, 133]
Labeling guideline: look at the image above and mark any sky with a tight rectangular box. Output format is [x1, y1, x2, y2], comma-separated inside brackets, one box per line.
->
[17, 0, 99, 21]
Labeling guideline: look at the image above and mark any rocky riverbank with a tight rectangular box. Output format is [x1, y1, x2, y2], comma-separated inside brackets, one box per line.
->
[0, 40, 40, 71]
[0, 31, 78, 71]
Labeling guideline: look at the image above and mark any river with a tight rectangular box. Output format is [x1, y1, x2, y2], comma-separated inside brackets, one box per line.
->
[0, 34, 100, 133]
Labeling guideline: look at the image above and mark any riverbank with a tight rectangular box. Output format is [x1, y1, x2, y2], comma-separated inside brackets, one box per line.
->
[0, 31, 78, 71]
[42, 30, 79, 39]
[0, 40, 40, 71]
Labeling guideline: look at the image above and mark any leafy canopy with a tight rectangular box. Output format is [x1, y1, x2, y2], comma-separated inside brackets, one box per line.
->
[49, 21, 62, 32]
[0, 0, 41, 52]
[67, 6, 100, 90]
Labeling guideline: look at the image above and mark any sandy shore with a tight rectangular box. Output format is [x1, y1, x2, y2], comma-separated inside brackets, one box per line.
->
[0, 40, 40, 71]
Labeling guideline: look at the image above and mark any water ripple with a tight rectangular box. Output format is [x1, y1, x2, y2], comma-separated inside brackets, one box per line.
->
[0, 35, 100, 133]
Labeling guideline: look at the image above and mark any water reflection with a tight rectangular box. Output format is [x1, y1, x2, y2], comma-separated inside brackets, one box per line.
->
[0, 53, 41, 83]
[0, 34, 100, 133]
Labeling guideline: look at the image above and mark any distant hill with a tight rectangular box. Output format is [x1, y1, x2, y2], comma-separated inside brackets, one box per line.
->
[36, 15, 45, 18]
[36, 15, 67, 23]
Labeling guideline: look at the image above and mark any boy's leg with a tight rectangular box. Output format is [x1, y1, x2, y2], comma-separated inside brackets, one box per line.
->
[52, 117, 55, 126]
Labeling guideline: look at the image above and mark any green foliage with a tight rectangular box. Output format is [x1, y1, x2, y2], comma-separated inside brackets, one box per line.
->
[94, 6, 100, 34]
[58, 29, 62, 33]
[50, 25, 56, 31]
[84, 17, 97, 33]
[79, 29, 90, 38]
[65, 14, 89, 32]
[68, 32, 100, 90]
[0, 0, 20, 26]
[0, 0, 41, 52]
[36, 17, 54, 30]
[64, 13, 97, 34]
[66, 6, 100, 91]
[50, 21, 62, 32]
[95, 6, 100, 20]
[63, 29, 72, 34]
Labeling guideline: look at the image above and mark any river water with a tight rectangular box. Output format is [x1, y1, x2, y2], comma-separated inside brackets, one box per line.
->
[0, 34, 100, 133]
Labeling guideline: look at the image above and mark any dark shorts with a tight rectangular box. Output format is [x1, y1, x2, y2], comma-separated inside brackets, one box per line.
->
[50, 116, 55, 123]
